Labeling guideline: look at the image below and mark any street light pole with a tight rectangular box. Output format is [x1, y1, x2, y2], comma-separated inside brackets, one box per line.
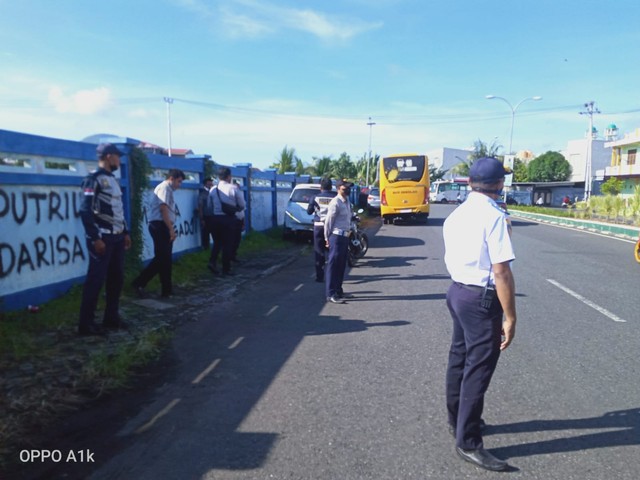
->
[580, 101, 601, 200]
[366, 117, 376, 187]
[485, 95, 542, 154]
[164, 97, 174, 157]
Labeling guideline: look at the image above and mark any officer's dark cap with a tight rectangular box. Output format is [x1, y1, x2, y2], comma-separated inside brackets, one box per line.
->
[469, 157, 510, 183]
[337, 178, 354, 188]
[97, 143, 125, 158]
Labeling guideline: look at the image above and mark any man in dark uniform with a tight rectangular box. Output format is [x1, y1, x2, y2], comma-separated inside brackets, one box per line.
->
[198, 177, 214, 250]
[324, 179, 353, 304]
[306, 177, 336, 282]
[442, 157, 517, 472]
[78, 143, 131, 336]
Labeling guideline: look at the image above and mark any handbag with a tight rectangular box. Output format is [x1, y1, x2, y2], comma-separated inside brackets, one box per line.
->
[216, 187, 239, 216]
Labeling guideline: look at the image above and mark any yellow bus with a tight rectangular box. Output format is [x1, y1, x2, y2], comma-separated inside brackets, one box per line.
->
[379, 153, 430, 224]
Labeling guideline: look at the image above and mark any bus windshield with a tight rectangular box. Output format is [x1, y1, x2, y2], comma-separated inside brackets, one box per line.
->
[381, 155, 426, 183]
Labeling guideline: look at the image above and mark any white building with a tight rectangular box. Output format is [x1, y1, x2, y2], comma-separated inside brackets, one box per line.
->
[425, 147, 473, 178]
[561, 138, 611, 183]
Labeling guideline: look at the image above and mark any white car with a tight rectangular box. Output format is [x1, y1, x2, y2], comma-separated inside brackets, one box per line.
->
[283, 184, 334, 239]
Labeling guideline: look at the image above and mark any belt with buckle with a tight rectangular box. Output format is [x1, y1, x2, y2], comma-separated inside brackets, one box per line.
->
[332, 228, 350, 237]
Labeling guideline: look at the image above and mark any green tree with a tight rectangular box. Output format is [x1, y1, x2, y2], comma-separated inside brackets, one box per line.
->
[332, 152, 357, 180]
[513, 158, 529, 182]
[453, 139, 503, 176]
[600, 177, 624, 195]
[270, 146, 298, 174]
[429, 166, 447, 183]
[310, 155, 333, 177]
[295, 158, 305, 176]
[527, 151, 572, 182]
[355, 153, 379, 186]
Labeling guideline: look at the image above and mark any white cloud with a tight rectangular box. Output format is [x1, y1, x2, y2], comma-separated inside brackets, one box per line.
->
[48, 86, 112, 115]
[213, 0, 382, 41]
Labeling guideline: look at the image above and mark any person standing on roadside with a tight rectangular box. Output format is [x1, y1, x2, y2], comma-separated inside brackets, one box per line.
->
[78, 143, 131, 336]
[132, 169, 185, 298]
[323, 178, 353, 304]
[198, 177, 214, 249]
[230, 179, 245, 263]
[307, 177, 336, 282]
[442, 157, 517, 472]
[207, 167, 244, 276]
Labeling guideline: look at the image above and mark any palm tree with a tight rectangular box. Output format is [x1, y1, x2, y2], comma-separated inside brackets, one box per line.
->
[310, 155, 333, 177]
[271, 146, 298, 174]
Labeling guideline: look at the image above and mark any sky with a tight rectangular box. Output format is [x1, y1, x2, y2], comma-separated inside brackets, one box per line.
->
[2, 0, 640, 170]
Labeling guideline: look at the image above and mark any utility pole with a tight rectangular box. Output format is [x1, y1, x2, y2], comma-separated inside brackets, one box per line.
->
[366, 117, 376, 187]
[580, 101, 600, 200]
[164, 97, 174, 157]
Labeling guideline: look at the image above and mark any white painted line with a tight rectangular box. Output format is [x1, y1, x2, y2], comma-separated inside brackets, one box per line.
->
[228, 336, 244, 349]
[135, 398, 181, 434]
[294, 283, 304, 291]
[266, 305, 279, 316]
[192, 358, 222, 384]
[547, 279, 627, 323]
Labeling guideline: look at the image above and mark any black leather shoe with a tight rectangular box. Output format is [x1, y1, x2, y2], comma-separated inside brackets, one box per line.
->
[327, 295, 345, 304]
[78, 324, 107, 336]
[455, 447, 508, 472]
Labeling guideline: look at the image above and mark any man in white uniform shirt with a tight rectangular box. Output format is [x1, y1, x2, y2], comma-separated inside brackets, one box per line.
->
[132, 169, 185, 298]
[442, 157, 517, 472]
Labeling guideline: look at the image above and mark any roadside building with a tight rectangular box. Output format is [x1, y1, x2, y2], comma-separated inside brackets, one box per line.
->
[604, 127, 640, 197]
[426, 147, 473, 178]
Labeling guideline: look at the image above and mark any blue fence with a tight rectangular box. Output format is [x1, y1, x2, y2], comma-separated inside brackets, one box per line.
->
[0, 129, 315, 311]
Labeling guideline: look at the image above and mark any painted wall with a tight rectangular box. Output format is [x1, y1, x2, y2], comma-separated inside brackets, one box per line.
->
[0, 129, 307, 311]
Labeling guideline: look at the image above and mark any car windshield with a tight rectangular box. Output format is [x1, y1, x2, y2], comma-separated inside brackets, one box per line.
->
[290, 188, 319, 203]
[369, 188, 379, 196]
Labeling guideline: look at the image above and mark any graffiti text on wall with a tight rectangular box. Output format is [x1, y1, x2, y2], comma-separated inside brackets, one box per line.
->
[0, 188, 86, 279]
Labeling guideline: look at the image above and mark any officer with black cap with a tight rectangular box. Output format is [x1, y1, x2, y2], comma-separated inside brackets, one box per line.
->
[78, 143, 131, 335]
[442, 157, 517, 472]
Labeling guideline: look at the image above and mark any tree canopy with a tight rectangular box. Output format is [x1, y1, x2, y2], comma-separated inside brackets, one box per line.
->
[527, 151, 572, 182]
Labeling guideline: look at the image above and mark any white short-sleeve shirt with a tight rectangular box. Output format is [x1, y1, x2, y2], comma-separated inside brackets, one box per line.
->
[443, 191, 515, 286]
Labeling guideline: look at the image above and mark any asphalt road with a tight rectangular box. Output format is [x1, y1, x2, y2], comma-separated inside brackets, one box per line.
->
[40, 205, 640, 479]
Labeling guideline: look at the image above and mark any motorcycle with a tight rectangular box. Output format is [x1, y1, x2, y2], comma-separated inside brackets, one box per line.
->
[348, 209, 369, 267]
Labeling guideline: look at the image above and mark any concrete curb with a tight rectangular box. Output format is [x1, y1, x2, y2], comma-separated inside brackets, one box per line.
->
[510, 209, 640, 242]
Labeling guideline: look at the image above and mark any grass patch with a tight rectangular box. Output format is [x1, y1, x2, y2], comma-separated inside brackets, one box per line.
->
[82, 329, 171, 393]
[0, 228, 290, 359]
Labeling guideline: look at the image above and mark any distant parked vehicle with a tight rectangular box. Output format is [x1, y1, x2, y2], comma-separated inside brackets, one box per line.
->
[367, 188, 380, 214]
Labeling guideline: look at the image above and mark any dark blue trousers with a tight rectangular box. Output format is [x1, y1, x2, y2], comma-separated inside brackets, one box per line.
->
[325, 235, 348, 298]
[79, 233, 125, 329]
[207, 215, 235, 274]
[133, 221, 174, 296]
[445, 282, 503, 450]
[313, 225, 327, 281]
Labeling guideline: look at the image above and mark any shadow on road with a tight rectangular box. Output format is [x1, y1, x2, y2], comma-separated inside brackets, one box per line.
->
[487, 408, 640, 459]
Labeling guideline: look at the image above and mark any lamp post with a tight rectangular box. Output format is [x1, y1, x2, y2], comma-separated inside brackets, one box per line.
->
[485, 95, 542, 154]
[164, 97, 174, 157]
[366, 117, 376, 187]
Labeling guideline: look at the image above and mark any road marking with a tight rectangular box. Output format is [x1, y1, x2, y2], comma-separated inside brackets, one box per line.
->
[547, 279, 627, 323]
[294, 283, 304, 291]
[135, 398, 181, 434]
[228, 336, 244, 349]
[266, 305, 279, 316]
[192, 358, 221, 384]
